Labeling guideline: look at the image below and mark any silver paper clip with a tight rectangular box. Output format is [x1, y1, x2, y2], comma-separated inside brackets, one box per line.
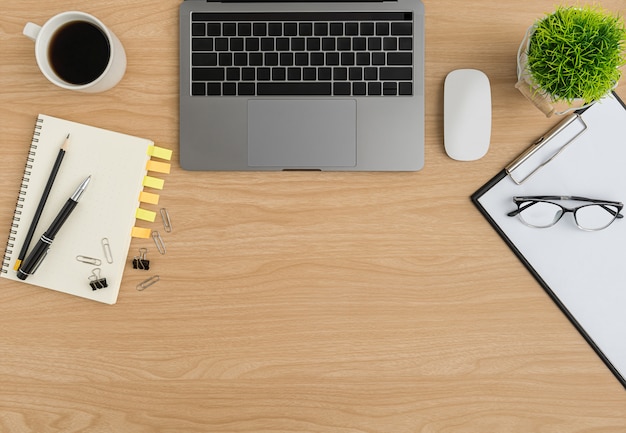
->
[102, 238, 113, 264]
[505, 113, 588, 185]
[160, 208, 172, 232]
[152, 230, 166, 255]
[76, 255, 102, 266]
[137, 275, 160, 291]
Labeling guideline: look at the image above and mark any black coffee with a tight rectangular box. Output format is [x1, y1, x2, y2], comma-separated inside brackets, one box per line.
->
[48, 21, 111, 85]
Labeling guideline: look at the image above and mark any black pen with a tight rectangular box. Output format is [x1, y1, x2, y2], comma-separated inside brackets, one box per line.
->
[17, 175, 91, 281]
[14, 134, 70, 270]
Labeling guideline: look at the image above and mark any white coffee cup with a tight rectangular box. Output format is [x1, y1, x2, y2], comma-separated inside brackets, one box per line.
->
[23, 11, 126, 93]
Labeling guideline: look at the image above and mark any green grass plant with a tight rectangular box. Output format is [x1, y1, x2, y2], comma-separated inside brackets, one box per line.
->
[526, 5, 626, 103]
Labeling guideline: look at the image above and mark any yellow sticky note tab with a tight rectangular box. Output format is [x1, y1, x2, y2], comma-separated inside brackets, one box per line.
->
[131, 227, 152, 239]
[143, 175, 165, 190]
[136, 208, 157, 222]
[148, 146, 173, 161]
[146, 160, 171, 174]
[139, 191, 160, 205]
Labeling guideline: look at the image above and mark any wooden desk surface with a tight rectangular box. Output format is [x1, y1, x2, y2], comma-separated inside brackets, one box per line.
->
[2, 1, 626, 431]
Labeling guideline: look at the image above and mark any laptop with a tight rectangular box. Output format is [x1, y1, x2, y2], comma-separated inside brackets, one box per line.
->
[179, 0, 424, 171]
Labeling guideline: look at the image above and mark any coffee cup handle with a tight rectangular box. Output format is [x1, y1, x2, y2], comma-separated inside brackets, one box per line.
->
[23, 22, 41, 41]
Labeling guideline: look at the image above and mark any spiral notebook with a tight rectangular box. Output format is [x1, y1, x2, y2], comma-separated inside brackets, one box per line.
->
[472, 93, 626, 388]
[1, 114, 172, 304]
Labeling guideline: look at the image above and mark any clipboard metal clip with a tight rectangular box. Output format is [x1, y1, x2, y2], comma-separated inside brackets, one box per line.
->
[505, 113, 588, 185]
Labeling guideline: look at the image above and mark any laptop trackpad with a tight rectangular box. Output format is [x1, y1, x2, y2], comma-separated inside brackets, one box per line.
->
[248, 100, 356, 168]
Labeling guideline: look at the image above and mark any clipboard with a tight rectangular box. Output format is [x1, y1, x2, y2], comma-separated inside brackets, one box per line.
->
[472, 92, 626, 389]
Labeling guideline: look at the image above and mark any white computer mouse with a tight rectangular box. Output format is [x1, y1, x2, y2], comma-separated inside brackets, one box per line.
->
[444, 69, 491, 161]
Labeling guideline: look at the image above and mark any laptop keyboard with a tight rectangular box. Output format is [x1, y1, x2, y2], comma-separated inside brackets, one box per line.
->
[189, 12, 414, 97]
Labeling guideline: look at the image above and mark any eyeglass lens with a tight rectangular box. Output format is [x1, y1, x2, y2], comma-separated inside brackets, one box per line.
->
[517, 201, 620, 230]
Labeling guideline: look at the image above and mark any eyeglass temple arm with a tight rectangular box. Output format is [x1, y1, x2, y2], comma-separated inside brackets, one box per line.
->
[507, 201, 537, 217]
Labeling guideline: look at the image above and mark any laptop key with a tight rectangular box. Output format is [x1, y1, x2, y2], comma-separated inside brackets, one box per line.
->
[265, 53, 279, 66]
[258, 82, 332, 95]
[353, 82, 367, 95]
[219, 53, 233, 66]
[261, 38, 274, 51]
[223, 23, 237, 36]
[314, 23, 328, 36]
[192, 53, 217, 66]
[234, 53, 247, 66]
[245, 38, 260, 51]
[299, 22, 313, 36]
[253, 23, 267, 36]
[192, 82, 206, 95]
[238, 82, 255, 95]
[383, 82, 397, 95]
[272, 68, 286, 81]
[337, 38, 351, 51]
[238, 23, 252, 36]
[330, 22, 343, 36]
[372, 52, 385, 65]
[257, 67, 271, 81]
[345, 22, 358, 36]
[303, 68, 316, 80]
[383, 37, 397, 51]
[215, 38, 228, 51]
[368, 82, 382, 95]
[268, 23, 282, 36]
[287, 68, 301, 81]
[295, 53, 309, 66]
[284, 22, 298, 36]
[334, 82, 351, 95]
[380, 67, 412, 80]
[376, 22, 390, 35]
[333, 67, 348, 80]
[391, 22, 412, 35]
[341, 52, 355, 66]
[364, 67, 377, 80]
[318, 67, 332, 81]
[292, 38, 306, 51]
[387, 52, 412, 65]
[230, 38, 244, 51]
[207, 82, 221, 96]
[311, 53, 325, 66]
[353, 37, 367, 51]
[207, 23, 221, 36]
[226, 67, 240, 81]
[192, 23, 206, 37]
[223, 82, 236, 95]
[192, 67, 224, 81]
[242, 67, 255, 81]
[368, 37, 382, 51]
[360, 22, 375, 36]
[192, 38, 214, 51]
[399, 37, 412, 50]
[349, 67, 363, 80]
[249, 53, 263, 66]
[322, 37, 335, 51]
[399, 82, 412, 95]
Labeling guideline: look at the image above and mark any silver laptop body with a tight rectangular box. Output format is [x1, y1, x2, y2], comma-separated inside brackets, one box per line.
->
[180, 0, 424, 171]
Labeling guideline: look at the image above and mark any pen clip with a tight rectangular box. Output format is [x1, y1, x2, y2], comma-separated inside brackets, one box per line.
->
[505, 113, 587, 185]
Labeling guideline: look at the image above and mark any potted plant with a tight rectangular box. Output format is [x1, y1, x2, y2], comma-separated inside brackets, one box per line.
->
[516, 5, 626, 116]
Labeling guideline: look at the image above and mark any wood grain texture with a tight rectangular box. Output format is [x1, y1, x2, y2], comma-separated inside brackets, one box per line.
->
[1, 1, 626, 432]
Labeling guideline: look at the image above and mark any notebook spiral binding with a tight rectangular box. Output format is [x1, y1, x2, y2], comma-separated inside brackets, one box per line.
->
[1, 118, 43, 274]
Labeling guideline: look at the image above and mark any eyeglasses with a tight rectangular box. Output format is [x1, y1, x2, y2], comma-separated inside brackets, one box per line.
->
[507, 196, 623, 231]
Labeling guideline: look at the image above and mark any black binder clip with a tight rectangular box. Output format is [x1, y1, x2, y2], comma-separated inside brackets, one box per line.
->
[89, 268, 108, 290]
[132, 248, 150, 270]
